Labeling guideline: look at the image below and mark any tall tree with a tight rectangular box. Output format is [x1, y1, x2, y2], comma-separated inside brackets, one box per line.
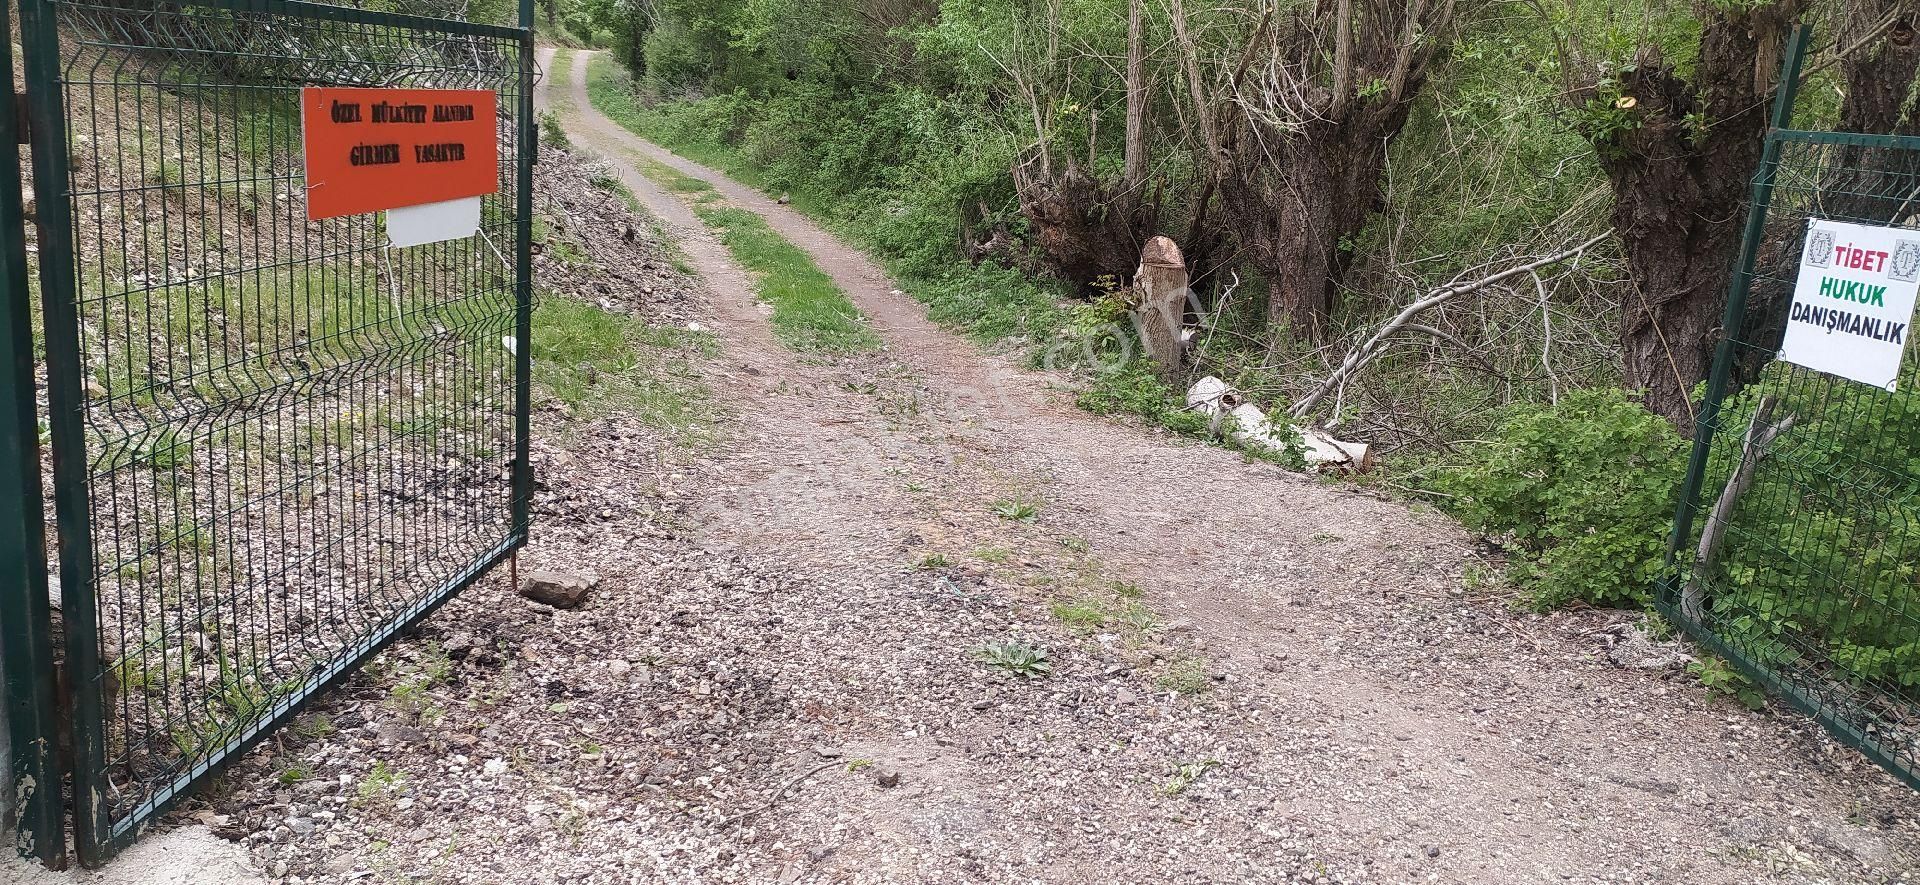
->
[1568, 1, 1804, 426]
[1006, 0, 1161, 291]
[1172, 0, 1468, 342]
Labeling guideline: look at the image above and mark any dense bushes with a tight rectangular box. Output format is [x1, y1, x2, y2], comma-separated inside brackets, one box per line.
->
[1427, 390, 1688, 610]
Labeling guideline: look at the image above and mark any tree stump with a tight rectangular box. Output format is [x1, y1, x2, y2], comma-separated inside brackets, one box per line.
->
[1132, 235, 1189, 381]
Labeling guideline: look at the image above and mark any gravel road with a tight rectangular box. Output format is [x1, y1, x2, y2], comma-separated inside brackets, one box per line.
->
[180, 48, 1920, 885]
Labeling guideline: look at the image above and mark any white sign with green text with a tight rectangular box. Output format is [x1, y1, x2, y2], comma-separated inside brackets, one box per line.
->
[1781, 218, 1919, 390]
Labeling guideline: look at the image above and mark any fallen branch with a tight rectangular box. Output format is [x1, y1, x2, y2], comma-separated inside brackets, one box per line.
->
[1289, 231, 1611, 421]
[1681, 395, 1795, 622]
[717, 758, 842, 829]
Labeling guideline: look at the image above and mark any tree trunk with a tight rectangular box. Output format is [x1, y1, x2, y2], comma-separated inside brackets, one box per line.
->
[1583, 2, 1801, 427]
[1132, 236, 1189, 379]
[1180, 0, 1454, 345]
[1237, 127, 1394, 341]
[1012, 158, 1157, 292]
[1267, 176, 1337, 339]
[1123, 0, 1149, 195]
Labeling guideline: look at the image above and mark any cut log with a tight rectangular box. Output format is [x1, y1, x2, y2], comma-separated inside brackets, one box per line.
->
[1132, 236, 1189, 381]
[1185, 376, 1370, 471]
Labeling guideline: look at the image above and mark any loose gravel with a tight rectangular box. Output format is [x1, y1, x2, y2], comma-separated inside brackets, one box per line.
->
[155, 48, 1920, 885]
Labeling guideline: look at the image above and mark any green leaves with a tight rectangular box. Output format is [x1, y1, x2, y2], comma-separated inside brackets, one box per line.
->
[1430, 389, 1687, 610]
[973, 640, 1052, 678]
[1703, 362, 1920, 690]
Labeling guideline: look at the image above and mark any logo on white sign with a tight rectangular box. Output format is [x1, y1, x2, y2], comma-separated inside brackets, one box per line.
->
[1778, 218, 1918, 390]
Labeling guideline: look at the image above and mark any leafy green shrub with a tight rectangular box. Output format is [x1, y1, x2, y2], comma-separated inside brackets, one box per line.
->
[1429, 389, 1686, 610]
[1077, 362, 1211, 438]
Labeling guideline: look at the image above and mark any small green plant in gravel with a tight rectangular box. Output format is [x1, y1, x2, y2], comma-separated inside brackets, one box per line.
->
[1114, 601, 1158, 634]
[1156, 759, 1221, 797]
[973, 546, 1011, 564]
[356, 760, 404, 804]
[916, 552, 952, 569]
[974, 640, 1052, 678]
[992, 499, 1041, 523]
[1691, 654, 1768, 711]
[539, 110, 570, 149]
[1051, 597, 1110, 634]
[387, 645, 452, 723]
[1156, 658, 1212, 696]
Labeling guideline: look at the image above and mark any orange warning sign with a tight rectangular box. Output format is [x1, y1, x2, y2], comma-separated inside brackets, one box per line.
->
[301, 87, 499, 220]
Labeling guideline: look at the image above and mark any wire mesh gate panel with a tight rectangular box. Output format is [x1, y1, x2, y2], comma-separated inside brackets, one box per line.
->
[1659, 30, 1920, 792]
[16, 0, 534, 864]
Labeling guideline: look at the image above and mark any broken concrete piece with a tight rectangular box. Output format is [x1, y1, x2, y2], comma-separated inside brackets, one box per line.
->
[1185, 376, 1370, 471]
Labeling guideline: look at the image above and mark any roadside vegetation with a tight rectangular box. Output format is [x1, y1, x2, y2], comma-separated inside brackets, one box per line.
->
[582, 52, 880, 354]
[549, 0, 1920, 669]
[694, 205, 882, 353]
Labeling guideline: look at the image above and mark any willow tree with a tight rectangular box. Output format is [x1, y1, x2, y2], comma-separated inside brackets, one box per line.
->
[1565, 1, 1807, 426]
[1171, 0, 1470, 342]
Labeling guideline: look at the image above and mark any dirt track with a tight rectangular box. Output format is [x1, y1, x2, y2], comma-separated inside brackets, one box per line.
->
[534, 49, 1920, 883]
[122, 49, 1920, 885]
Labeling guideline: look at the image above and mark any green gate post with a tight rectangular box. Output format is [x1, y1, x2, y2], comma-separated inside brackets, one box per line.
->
[15, 0, 537, 862]
[514, 0, 536, 542]
[0, 0, 70, 869]
[1659, 26, 1810, 603]
[16, 0, 111, 863]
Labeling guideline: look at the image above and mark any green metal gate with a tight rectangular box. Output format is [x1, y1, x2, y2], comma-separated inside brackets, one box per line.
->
[5, 0, 534, 866]
[1660, 28, 1920, 792]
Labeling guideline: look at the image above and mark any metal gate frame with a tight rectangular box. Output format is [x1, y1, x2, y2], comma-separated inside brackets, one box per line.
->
[0, 0, 68, 868]
[1657, 25, 1920, 792]
[6, 0, 536, 867]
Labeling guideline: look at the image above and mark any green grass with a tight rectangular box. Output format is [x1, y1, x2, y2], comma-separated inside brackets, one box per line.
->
[547, 49, 576, 92]
[637, 155, 716, 195]
[973, 546, 1011, 564]
[1156, 759, 1220, 797]
[991, 498, 1041, 523]
[532, 294, 718, 443]
[1156, 658, 1213, 696]
[585, 54, 770, 190]
[691, 205, 879, 353]
[1050, 597, 1109, 634]
[583, 53, 877, 355]
[356, 760, 404, 804]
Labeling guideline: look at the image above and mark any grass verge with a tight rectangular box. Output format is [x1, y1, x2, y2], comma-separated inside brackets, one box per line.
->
[692, 205, 880, 353]
[546, 48, 575, 92]
[531, 294, 718, 445]
[583, 53, 878, 355]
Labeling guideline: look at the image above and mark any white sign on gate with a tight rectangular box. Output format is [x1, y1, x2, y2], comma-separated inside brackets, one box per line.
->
[1779, 218, 1919, 390]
